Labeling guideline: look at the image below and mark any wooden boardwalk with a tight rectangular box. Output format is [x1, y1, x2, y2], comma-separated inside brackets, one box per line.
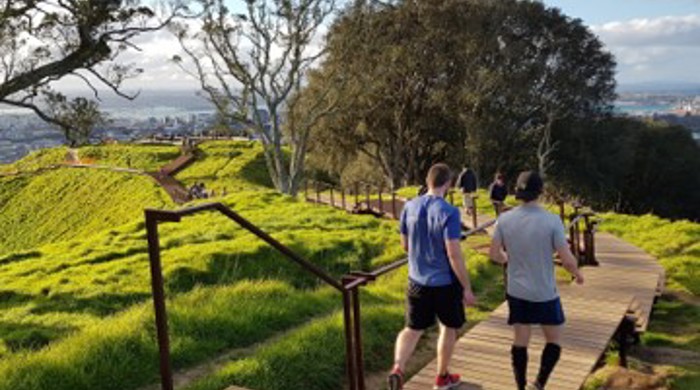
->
[404, 233, 664, 390]
[298, 193, 665, 389]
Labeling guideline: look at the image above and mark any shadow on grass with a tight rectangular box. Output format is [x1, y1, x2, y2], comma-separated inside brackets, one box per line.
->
[29, 292, 151, 317]
[0, 290, 34, 309]
[643, 294, 700, 352]
[239, 151, 273, 188]
[0, 250, 42, 266]
[0, 321, 75, 353]
[166, 240, 385, 293]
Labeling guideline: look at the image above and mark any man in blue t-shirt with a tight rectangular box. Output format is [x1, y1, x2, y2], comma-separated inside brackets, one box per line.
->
[388, 163, 477, 390]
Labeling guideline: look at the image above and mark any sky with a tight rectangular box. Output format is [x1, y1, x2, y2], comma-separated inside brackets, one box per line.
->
[543, 0, 700, 87]
[57, 0, 700, 92]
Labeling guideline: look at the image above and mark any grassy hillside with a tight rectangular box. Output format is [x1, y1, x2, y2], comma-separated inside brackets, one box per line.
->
[78, 144, 181, 171]
[175, 141, 273, 191]
[0, 141, 418, 390]
[0, 168, 173, 254]
[0, 148, 68, 175]
[3, 140, 695, 390]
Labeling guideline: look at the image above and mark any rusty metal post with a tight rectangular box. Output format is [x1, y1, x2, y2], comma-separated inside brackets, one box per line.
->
[569, 223, 578, 261]
[583, 215, 597, 266]
[355, 183, 360, 207]
[559, 201, 566, 223]
[378, 187, 384, 215]
[617, 317, 635, 368]
[315, 181, 320, 203]
[392, 191, 397, 219]
[330, 187, 335, 207]
[351, 286, 366, 390]
[304, 180, 308, 201]
[145, 213, 174, 390]
[342, 279, 359, 390]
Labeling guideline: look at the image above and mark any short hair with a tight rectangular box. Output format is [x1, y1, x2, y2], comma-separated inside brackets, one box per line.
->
[495, 173, 504, 181]
[426, 163, 453, 189]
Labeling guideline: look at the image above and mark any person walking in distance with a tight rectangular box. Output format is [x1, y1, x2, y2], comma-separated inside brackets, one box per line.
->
[489, 171, 584, 390]
[489, 173, 508, 215]
[457, 167, 478, 217]
[388, 163, 478, 390]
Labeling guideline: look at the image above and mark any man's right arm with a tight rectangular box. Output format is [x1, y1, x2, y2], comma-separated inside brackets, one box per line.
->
[446, 239, 477, 306]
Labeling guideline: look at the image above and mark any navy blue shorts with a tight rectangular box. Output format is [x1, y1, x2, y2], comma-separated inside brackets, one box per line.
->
[507, 295, 565, 326]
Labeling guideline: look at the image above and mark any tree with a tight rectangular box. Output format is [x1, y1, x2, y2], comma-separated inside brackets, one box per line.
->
[173, 0, 343, 195]
[551, 117, 700, 221]
[305, 1, 469, 188]
[458, 0, 616, 182]
[46, 96, 107, 147]
[0, 0, 185, 129]
[302, 0, 616, 188]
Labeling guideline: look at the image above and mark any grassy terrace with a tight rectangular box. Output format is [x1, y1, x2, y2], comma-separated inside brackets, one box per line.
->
[0, 141, 696, 389]
[0, 141, 504, 390]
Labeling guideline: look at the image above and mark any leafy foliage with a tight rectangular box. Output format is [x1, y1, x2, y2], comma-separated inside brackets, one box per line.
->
[552, 117, 700, 221]
[304, 0, 616, 187]
[0, 0, 184, 129]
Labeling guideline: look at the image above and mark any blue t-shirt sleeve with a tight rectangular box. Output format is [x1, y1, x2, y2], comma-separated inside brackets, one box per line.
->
[443, 207, 462, 240]
[552, 217, 568, 250]
[400, 206, 408, 235]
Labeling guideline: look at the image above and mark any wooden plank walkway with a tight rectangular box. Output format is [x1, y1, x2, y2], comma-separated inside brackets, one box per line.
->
[404, 233, 664, 390]
[303, 194, 665, 389]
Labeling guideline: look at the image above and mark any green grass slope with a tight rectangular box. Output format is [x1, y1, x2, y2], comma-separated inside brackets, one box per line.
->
[78, 144, 181, 171]
[0, 141, 417, 390]
[0, 148, 68, 175]
[175, 141, 273, 191]
[0, 168, 173, 254]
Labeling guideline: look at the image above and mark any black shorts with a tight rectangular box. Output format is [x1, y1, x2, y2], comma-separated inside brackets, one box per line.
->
[507, 294, 565, 326]
[406, 280, 466, 330]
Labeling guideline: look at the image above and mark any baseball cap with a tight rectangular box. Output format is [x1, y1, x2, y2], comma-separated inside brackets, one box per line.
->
[515, 171, 543, 201]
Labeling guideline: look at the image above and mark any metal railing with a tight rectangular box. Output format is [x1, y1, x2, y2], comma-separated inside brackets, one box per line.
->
[305, 179, 403, 219]
[144, 201, 497, 390]
[566, 205, 599, 267]
[305, 180, 482, 228]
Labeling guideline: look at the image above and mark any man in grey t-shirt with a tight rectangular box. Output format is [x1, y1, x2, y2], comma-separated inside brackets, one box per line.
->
[489, 171, 584, 390]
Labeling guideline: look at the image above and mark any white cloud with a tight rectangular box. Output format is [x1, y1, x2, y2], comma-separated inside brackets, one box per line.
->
[591, 14, 700, 84]
[593, 14, 700, 46]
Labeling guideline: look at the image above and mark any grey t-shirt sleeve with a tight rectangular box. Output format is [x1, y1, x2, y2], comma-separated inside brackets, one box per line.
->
[552, 217, 568, 250]
[493, 220, 503, 243]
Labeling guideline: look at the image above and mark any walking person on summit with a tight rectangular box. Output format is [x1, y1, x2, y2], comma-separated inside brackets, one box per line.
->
[489, 171, 584, 390]
[388, 163, 477, 390]
[489, 173, 508, 216]
[457, 167, 478, 216]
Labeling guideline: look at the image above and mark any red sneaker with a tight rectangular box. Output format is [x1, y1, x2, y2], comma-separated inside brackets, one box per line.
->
[434, 372, 461, 390]
[388, 368, 404, 390]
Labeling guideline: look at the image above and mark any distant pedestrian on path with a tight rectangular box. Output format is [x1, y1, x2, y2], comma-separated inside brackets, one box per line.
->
[457, 167, 478, 216]
[489, 173, 508, 216]
[489, 171, 584, 390]
[388, 163, 477, 390]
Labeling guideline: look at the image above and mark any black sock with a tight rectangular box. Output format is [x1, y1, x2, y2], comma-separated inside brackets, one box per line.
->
[511, 345, 528, 390]
[537, 343, 562, 388]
